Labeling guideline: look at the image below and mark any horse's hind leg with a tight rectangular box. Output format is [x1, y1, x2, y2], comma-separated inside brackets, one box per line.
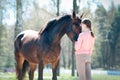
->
[15, 53, 25, 80]
[29, 63, 37, 80]
[52, 59, 60, 80]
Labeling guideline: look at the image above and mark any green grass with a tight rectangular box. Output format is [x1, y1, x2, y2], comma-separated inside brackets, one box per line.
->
[0, 72, 120, 80]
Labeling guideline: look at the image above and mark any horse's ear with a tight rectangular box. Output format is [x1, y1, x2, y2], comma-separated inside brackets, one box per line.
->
[72, 11, 76, 19]
[80, 13, 83, 19]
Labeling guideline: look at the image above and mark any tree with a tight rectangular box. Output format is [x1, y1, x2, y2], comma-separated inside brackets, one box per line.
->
[50, 0, 61, 76]
[93, 2, 120, 70]
[0, 0, 8, 69]
[51, 0, 61, 16]
[110, 5, 120, 69]
[56, 0, 60, 76]
[72, 0, 80, 76]
[73, 0, 80, 13]
[94, 4, 108, 68]
[14, 0, 23, 38]
[0, 0, 4, 69]
[0, 0, 3, 39]
[56, 0, 60, 16]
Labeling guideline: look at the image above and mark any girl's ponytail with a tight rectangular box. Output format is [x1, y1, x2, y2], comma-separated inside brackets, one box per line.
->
[90, 28, 94, 37]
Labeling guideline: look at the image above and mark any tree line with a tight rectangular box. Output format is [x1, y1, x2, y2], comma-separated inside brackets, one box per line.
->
[0, 0, 120, 73]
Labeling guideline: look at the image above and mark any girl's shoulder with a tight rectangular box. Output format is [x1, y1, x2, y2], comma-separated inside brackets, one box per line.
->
[78, 31, 92, 38]
[79, 33, 84, 37]
[79, 32, 88, 36]
[78, 32, 86, 38]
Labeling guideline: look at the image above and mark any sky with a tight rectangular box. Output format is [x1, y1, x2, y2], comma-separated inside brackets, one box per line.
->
[3, 0, 120, 26]
[39, 0, 120, 12]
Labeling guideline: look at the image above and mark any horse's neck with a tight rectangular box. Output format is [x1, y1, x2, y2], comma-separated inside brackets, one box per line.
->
[41, 21, 69, 45]
[51, 22, 70, 44]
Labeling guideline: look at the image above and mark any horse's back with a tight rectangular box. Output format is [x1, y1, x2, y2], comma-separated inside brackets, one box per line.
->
[15, 30, 39, 47]
[18, 30, 38, 38]
[15, 30, 38, 40]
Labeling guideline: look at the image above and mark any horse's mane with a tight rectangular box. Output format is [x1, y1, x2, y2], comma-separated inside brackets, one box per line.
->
[39, 19, 57, 35]
[39, 15, 71, 34]
[57, 15, 71, 22]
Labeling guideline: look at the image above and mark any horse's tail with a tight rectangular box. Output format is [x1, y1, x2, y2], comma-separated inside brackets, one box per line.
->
[14, 33, 24, 79]
[14, 33, 29, 80]
[14, 33, 24, 53]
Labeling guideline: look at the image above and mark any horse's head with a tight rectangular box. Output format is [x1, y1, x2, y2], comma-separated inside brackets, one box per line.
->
[66, 12, 83, 42]
[39, 12, 83, 43]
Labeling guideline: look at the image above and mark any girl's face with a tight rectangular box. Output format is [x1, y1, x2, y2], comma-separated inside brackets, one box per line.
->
[81, 23, 87, 31]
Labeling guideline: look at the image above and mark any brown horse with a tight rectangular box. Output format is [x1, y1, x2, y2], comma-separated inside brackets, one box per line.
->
[14, 12, 82, 80]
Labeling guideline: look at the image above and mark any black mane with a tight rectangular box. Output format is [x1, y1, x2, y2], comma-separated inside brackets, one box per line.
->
[57, 15, 71, 22]
[41, 15, 71, 34]
[40, 19, 57, 34]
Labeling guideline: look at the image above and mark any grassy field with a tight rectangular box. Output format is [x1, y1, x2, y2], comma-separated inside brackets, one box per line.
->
[0, 72, 120, 80]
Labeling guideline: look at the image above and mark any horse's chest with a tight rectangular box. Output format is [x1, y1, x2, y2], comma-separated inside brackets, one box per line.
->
[43, 52, 59, 64]
[38, 46, 61, 64]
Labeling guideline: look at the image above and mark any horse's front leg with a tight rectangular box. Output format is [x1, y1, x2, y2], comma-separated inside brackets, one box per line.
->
[52, 58, 60, 80]
[38, 61, 44, 80]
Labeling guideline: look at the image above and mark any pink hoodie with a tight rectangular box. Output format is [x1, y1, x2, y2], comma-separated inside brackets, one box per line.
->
[75, 31, 95, 55]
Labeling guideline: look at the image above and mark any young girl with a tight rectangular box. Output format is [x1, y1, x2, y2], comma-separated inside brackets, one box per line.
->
[75, 18, 95, 80]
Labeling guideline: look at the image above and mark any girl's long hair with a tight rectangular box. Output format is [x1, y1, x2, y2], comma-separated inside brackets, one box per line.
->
[82, 18, 94, 37]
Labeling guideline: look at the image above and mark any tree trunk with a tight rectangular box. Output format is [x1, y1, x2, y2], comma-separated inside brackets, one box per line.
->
[51, 0, 60, 76]
[63, 50, 66, 68]
[14, 0, 23, 38]
[72, 0, 80, 76]
[71, 43, 75, 76]
[0, 0, 3, 37]
[73, 0, 80, 13]
[73, 0, 77, 13]
[68, 40, 71, 69]
[0, 0, 3, 50]
[56, 0, 60, 16]
[56, 0, 60, 76]
[0, 0, 3, 54]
